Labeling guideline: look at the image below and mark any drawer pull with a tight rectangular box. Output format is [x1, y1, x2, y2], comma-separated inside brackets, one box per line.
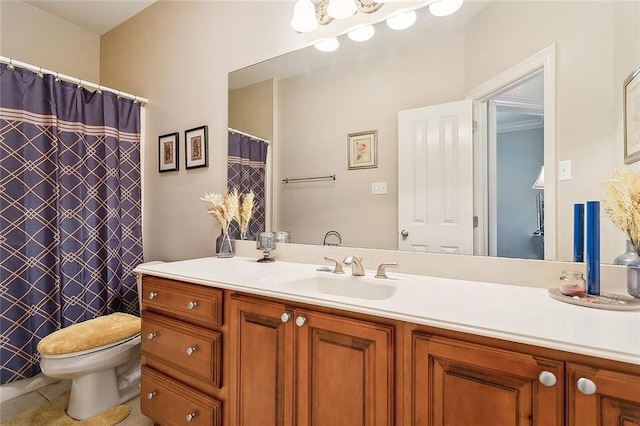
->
[147, 332, 157, 340]
[148, 292, 158, 300]
[186, 346, 197, 356]
[147, 391, 156, 400]
[186, 412, 197, 422]
[295, 315, 307, 327]
[538, 371, 557, 387]
[187, 301, 197, 310]
[280, 312, 291, 323]
[577, 377, 597, 395]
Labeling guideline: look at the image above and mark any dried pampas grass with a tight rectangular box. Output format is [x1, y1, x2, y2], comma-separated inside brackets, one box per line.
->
[603, 169, 640, 253]
[236, 191, 255, 234]
[201, 190, 239, 231]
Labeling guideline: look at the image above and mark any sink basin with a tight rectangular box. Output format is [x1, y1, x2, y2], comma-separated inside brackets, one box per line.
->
[273, 272, 397, 300]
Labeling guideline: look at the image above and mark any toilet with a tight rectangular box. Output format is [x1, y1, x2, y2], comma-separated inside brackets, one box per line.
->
[37, 312, 141, 420]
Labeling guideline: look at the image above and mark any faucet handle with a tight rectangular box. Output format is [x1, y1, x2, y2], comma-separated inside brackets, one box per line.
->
[375, 262, 398, 279]
[324, 257, 345, 274]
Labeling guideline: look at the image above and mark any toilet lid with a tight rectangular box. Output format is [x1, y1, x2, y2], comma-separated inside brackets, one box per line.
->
[37, 312, 141, 356]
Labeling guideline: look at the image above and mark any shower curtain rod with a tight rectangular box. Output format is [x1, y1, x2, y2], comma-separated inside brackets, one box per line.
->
[228, 127, 270, 145]
[0, 56, 148, 105]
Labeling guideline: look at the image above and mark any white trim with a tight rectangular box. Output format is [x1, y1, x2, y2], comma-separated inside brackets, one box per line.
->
[467, 44, 557, 260]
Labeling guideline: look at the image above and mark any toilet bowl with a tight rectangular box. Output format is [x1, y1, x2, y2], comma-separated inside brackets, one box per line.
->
[38, 312, 141, 420]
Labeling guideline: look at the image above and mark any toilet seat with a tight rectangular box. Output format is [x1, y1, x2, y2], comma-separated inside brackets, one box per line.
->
[38, 312, 141, 356]
[39, 334, 141, 359]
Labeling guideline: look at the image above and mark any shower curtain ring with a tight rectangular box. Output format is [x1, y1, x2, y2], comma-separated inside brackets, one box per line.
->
[55, 72, 61, 82]
[77, 79, 83, 89]
[133, 96, 139, 104]
[7, 59, 15, 71]
[97, 85, 103, 95]
[37, 67, 44, 78]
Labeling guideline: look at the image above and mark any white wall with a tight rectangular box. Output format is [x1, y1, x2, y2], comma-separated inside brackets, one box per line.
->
[0, 1, 100, 82]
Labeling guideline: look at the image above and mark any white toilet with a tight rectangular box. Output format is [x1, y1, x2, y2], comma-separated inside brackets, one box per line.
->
[38, 312, 141, 420]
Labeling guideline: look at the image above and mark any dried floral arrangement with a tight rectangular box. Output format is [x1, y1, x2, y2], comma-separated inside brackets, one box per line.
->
[200, 190, 239, 233]
[235, 191, 255, 236]
[603, 168, 640, 254]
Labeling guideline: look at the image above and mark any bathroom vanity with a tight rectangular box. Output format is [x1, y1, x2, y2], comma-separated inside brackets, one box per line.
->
[136, 257, 640, 426]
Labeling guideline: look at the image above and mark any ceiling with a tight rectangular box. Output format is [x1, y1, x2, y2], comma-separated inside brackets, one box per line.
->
[24, 0, 157, 35]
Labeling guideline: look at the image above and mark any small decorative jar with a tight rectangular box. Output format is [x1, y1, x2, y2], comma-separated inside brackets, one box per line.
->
[560, 270, 586, 296]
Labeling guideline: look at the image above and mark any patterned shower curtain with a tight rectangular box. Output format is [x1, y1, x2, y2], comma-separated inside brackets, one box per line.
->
[0, 63, 143, 384]
[227, 131, 268, 239]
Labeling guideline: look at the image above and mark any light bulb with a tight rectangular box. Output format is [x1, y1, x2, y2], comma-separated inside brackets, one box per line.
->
[290, 0, 319, 33]
[429, 0, 464, 17]
[327, 0, 357, 19]
[386, 10, 417, 30]
[314, 37, 340, 52]
[347, 25, 375, 42]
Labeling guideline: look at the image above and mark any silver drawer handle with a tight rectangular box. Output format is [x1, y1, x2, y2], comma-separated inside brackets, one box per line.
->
[281, 312, 291, 323]
[186, 412, 197, 422]
[148, 292, 157, 300]
[187, 301, 197, 310]
[538, 371, 557, 387]
[147, 332, 157, 340]
[186, 346, 196, 356]
[147, 391, 156, 400]
[577, 377, 597, 395]
[295, 315, 306, 327]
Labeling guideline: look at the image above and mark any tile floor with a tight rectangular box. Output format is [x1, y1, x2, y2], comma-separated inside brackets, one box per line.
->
[0, 380, 153, 425]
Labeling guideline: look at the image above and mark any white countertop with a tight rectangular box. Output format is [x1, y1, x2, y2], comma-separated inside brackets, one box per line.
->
[134, 256, 640, 366]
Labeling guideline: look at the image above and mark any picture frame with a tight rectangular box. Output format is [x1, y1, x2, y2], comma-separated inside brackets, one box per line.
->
[624, 64, 640, 164]
[348, 130, 378, 170]
[158, 132, 179, 172]
[185, 125, 208, 169]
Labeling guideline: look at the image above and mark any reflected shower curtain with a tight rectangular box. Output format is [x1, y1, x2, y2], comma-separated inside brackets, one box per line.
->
[0, 63, 143, 384]
[227, 131, 268, 239]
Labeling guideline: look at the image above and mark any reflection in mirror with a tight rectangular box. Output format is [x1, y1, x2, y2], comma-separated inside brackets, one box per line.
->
[229, 1, 639, 263]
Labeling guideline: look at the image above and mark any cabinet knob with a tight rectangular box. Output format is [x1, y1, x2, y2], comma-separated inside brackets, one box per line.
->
[148, 292, 157, 300]
[147, 332, 157, 340]
[187, 301, 197, 310]
[280, 312, 291, 323]
[186, 346, 196, 356]
[147, 391, 156, 400]
[186, 412, 197, 422]
[295, 315, 307, 327]
[538, 371, 557, 387]
[577, 377, 597, 395]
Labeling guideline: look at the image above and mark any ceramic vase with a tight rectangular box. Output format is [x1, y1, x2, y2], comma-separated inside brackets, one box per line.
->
[614, 240, 638, 266]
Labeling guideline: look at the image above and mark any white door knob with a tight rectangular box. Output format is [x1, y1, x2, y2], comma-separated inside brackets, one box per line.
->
[295, 316, 307, 327]
[577, 378, 597, 395]
[187, 301, 197, 310]
[147, 391, 156, 400]
[148, 292, 157, 300]
[538, 371, 557, 387]
[186, 346, 196, 356]
[186, 412, 197, 422]
[280, 312, 291, 323]
[147, 332, 157, 340]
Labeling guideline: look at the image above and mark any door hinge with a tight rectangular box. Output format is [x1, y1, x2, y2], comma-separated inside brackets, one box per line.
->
[473, 216, 479, 228]
[472, 120, 478, 134]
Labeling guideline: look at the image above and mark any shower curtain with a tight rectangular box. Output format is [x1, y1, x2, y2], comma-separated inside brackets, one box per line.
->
[227, 131, 268, 239]
[0, 63, 143, 384]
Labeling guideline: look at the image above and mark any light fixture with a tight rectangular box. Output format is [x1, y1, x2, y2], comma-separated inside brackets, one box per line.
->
[327, 0, 357, 19]
[347, 24, 375, 42]
[428, 0, 464, 17]
[314, 37, 340, 52]
[532, 166, 545, 236]
[386, 10, 417, 30]
[290, 0, 319, 33]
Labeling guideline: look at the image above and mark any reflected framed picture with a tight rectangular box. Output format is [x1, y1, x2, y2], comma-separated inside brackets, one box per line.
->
[347, 130, 378, 170]
[158, 132, 179, 172]
[624, 64, 640, 164]
[185, 125, 208, 169]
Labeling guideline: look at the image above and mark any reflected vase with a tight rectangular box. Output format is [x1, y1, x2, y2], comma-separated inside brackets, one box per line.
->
[240, 229, 249, 241]
[216, 230, 235, 258]
[614, 240, 638, 266]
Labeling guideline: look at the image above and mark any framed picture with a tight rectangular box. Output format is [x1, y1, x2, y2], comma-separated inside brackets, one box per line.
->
[158, 132, 179, 172]
[624, 64, 640, 164]
[348, 130, 378, 170]
[185, 125, 208, 169]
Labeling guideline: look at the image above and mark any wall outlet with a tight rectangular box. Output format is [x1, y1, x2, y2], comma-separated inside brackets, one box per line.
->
[559, 160, 571, 181]
[371, 182, 387, 195]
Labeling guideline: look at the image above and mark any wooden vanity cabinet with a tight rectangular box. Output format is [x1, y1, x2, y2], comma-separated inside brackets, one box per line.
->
[140, 276, 224, 426]
[228, 294, 395, 426]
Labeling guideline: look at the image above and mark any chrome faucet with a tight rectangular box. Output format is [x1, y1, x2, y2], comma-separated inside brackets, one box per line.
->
[343, 256, 365, 276]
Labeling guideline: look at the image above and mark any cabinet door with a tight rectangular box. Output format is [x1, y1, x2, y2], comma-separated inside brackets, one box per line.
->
[568, 363, 640, 425]
[229, 296, 294, 426]
[295, 309, 394, 426]
[412, 334, 563, 426]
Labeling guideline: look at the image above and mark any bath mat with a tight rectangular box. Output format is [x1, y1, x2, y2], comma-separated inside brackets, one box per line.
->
[2, 393, 130, 426]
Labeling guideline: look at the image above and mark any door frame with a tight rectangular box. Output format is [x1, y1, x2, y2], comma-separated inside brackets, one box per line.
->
[466, 44, 557, 260]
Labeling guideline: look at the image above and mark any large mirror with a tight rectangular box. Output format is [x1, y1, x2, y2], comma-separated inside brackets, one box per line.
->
[229, 0, 639, 263]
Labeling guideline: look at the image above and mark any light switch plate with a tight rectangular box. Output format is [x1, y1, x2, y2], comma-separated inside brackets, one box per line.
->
[559, 160, 571, 181]
[372, 182, 387, 195]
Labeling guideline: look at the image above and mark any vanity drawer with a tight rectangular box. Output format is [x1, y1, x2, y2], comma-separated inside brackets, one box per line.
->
[141, 365, 222, 426]
[142, 275, 223, 326]
[142, 311, 222, 388]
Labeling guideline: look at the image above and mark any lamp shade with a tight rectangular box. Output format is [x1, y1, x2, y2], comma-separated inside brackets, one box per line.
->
[291, 0, 319, 33]
[314, 37, 340, 52]
[347, 25, 375, 42]
[428, 0, 464, 17]
[386, 10, 417, 30]
[327, 0, 357, 19]
[532, 165, 545, 189]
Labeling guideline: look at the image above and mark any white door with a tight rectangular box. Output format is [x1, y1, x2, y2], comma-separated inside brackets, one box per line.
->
[398, 100, 474, 254]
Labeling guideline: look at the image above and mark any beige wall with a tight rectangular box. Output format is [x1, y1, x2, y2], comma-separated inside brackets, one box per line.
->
[229, 79, 274, 141]
[0, 1, 100, 82]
